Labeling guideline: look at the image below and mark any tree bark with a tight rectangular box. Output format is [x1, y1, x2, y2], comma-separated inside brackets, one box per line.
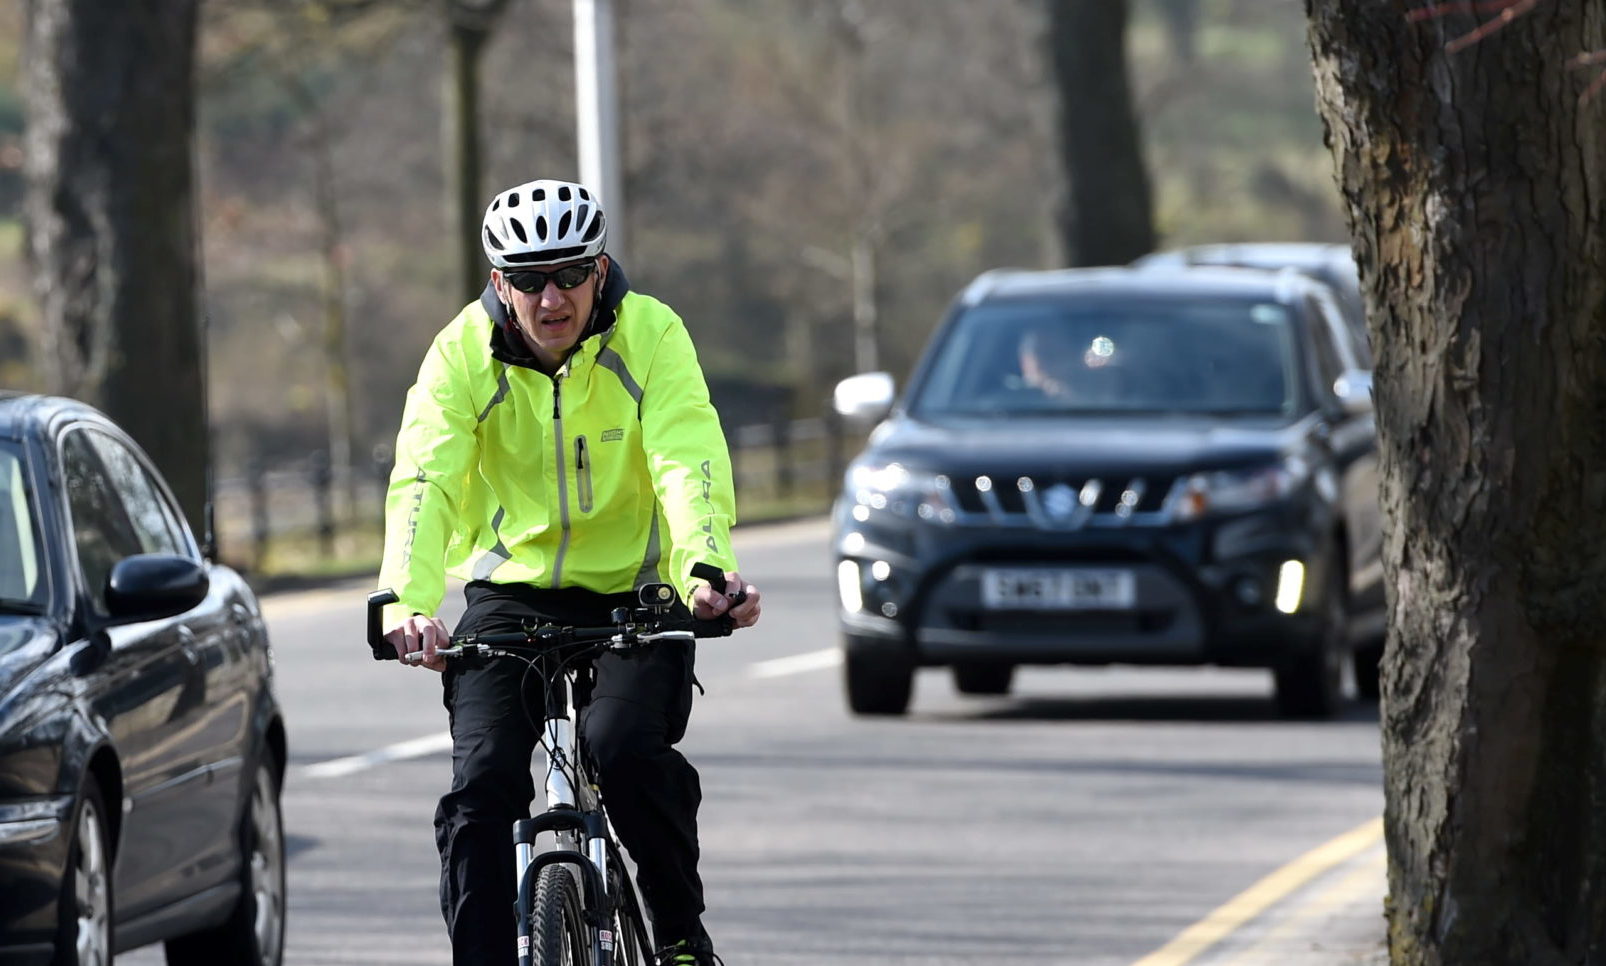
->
[23, 0, 208, 533]
[1045, 0, 1156, 266]
[1305, 2, 1606, 962]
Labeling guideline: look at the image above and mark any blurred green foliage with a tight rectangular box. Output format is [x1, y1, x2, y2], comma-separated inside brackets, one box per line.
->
[0, 0, 1345, 480]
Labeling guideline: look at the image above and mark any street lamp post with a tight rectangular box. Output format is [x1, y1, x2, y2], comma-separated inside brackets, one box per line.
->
[574, 0, 624, 260]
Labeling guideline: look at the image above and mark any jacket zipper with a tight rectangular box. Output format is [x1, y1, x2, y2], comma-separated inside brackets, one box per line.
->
[575, 436, 594, 513]
[551, 376, 572, 588]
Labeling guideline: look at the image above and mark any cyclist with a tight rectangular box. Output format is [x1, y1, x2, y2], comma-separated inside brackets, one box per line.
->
[377, 177, 761, 966]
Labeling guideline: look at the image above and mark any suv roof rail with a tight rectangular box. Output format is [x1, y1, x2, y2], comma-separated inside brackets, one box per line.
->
[1273, 266, 1313, 303]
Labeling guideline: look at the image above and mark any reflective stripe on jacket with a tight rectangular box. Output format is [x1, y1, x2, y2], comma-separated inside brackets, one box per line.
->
[377, 280, 737, 624]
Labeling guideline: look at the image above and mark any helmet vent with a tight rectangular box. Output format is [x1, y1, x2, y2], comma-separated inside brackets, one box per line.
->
[508, 192, 520, 207]
[533, 188, 546, 201]
[484, 226, 503, 250]
[558, 211, 573, 237]
[491, 198, 501, 211]
[579, 188, 590, 201]
[558, 185, 572, 201]
[535, 216, 548, 240]
[575, 204, 589, 228]
[583, 216, 603, 242]
[510, 218, 528, 243]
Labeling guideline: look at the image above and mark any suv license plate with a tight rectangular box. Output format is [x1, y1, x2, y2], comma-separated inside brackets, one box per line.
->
[982, 569, 1136, 610]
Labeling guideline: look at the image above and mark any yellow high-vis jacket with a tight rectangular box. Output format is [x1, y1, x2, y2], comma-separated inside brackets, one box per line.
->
[378, 270, 738, 625]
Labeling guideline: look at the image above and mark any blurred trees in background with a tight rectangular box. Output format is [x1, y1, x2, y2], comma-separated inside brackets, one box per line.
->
[21, 0, 209, 531]
[2, 0, 1341, 483]
[1307, 0, 1606, 961]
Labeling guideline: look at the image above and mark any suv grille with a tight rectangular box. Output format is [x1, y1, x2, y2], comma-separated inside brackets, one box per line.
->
[948, 474, 1178, 530]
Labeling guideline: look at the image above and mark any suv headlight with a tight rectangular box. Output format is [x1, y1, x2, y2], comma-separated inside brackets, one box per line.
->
[845, 461, 959, 524]
[1173, 458, 1308, 521]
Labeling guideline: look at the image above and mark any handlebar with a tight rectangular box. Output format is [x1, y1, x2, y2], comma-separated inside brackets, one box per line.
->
[365, 562, 748, 662]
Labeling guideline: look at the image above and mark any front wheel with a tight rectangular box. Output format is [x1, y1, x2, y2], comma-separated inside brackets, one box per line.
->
[166, 761, 286, 966]
[528, 866, 588, 966]
[53, 780, 112, 966]
[1273, 564, 1348, 720]
[843, 638, 914, 716]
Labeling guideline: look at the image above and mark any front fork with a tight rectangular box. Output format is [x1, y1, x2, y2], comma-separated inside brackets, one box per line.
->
[515, 715, 616, 966]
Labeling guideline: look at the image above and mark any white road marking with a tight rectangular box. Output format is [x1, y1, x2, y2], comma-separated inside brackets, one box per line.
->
[748, 648, 842, 679]
[295, 731, 454, 780]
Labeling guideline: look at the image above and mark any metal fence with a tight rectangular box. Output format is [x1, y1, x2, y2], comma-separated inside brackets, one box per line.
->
[212, 414, 864, 569]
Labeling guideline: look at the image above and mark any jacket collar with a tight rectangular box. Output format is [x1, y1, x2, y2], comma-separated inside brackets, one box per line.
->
[483, 260, 631, 373]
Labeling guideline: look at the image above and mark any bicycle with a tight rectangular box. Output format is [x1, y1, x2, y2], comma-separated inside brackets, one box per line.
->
[364, 563, 742, 966]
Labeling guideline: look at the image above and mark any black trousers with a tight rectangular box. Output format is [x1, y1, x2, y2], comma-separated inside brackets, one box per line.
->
[435, 581, 705, 965]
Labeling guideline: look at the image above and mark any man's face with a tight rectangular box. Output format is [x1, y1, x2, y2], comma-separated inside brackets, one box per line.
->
[492, 255, 608, 370]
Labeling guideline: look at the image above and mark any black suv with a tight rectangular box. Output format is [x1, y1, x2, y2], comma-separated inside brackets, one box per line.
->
[830, 266, 1384, 717]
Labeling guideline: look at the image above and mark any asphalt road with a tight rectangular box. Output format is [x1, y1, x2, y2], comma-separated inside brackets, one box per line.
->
[122, 517, 1386, 965]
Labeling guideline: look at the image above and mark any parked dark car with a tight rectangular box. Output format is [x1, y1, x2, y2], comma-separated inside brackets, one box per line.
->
[831, 267, 1384, 717]
[0, 394, 286, 965]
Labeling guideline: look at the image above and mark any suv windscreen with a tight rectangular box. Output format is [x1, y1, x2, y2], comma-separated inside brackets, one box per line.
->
[0, 442, 47, 614]
[913, 297, 1301, 418]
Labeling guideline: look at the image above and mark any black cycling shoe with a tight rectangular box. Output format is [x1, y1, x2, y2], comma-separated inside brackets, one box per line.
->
[654, 936, 723, 966]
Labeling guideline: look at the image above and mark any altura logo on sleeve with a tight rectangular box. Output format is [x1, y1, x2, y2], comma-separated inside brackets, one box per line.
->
[700, 460, 718, 553]
[401, 472, 427, 568]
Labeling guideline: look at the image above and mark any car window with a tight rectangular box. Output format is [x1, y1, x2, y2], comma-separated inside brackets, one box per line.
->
[915, 297, 1301, 418]
[62, 430, 148, 613]
[1305, 298, 1347, 405]
[1310, 283, 1371, 370]
[84, 431, 188, 557]
[0, 444, 46, 611]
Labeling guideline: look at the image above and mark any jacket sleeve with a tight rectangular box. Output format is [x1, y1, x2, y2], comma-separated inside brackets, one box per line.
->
[638, 317, 739, 602]
[377, 329, 480, 625]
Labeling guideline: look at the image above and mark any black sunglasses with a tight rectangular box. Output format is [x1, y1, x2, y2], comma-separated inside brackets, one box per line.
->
[504, 261, 597, 293]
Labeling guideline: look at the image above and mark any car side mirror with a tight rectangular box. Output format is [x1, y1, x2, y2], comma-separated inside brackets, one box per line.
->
[833, 372, 895, 426]
[105, 554, 210, 623]
[1332, 370, 1374, 416]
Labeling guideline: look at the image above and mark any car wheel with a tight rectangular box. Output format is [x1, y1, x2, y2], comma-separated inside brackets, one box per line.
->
[53, 780, 112, 966]
[952, 663, 1014, 696]
[1353, 639, 1383, 702]
[843, 637, 914, 716]
[165, 761, 285, 966]
[1273, 564, 1347, 719]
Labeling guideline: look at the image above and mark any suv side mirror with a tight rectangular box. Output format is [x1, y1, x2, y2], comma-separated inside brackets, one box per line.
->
[105, 554, 210, 623]
[833, 372, 895, 426]
[1333, 370, 1374, 416]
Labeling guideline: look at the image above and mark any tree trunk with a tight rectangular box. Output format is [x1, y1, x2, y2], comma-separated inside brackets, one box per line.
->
[445, 18, 487, 305]
[1305, 3, 1606, 962]
[1045, 0, 1156, 266]
[22, 0, 208, 533]
[444, 0, 511, 305]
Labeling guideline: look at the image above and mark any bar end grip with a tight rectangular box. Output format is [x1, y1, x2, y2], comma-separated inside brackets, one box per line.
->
[367, 589, 399, 661]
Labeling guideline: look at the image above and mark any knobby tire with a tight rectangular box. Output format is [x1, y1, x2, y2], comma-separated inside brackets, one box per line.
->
[527, 866, 588, 966]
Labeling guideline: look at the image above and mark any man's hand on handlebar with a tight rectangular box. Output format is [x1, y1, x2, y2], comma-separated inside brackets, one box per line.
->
[691, 570, 761, 629]
[387, 614, 451, 671]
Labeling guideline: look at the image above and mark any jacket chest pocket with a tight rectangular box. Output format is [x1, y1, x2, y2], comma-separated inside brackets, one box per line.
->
[574, 435, 594, 513]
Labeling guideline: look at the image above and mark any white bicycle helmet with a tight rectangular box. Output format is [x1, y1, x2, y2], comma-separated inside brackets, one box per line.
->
[481, 179, 607, 268]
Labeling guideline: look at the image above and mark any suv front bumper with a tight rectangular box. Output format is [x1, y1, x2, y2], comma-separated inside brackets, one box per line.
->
[836, 505, 1336, 669]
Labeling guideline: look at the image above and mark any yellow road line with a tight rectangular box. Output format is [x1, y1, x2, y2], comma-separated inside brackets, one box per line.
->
[1217, 849, 1386, 965]
[1129, 816, 1384, 966]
